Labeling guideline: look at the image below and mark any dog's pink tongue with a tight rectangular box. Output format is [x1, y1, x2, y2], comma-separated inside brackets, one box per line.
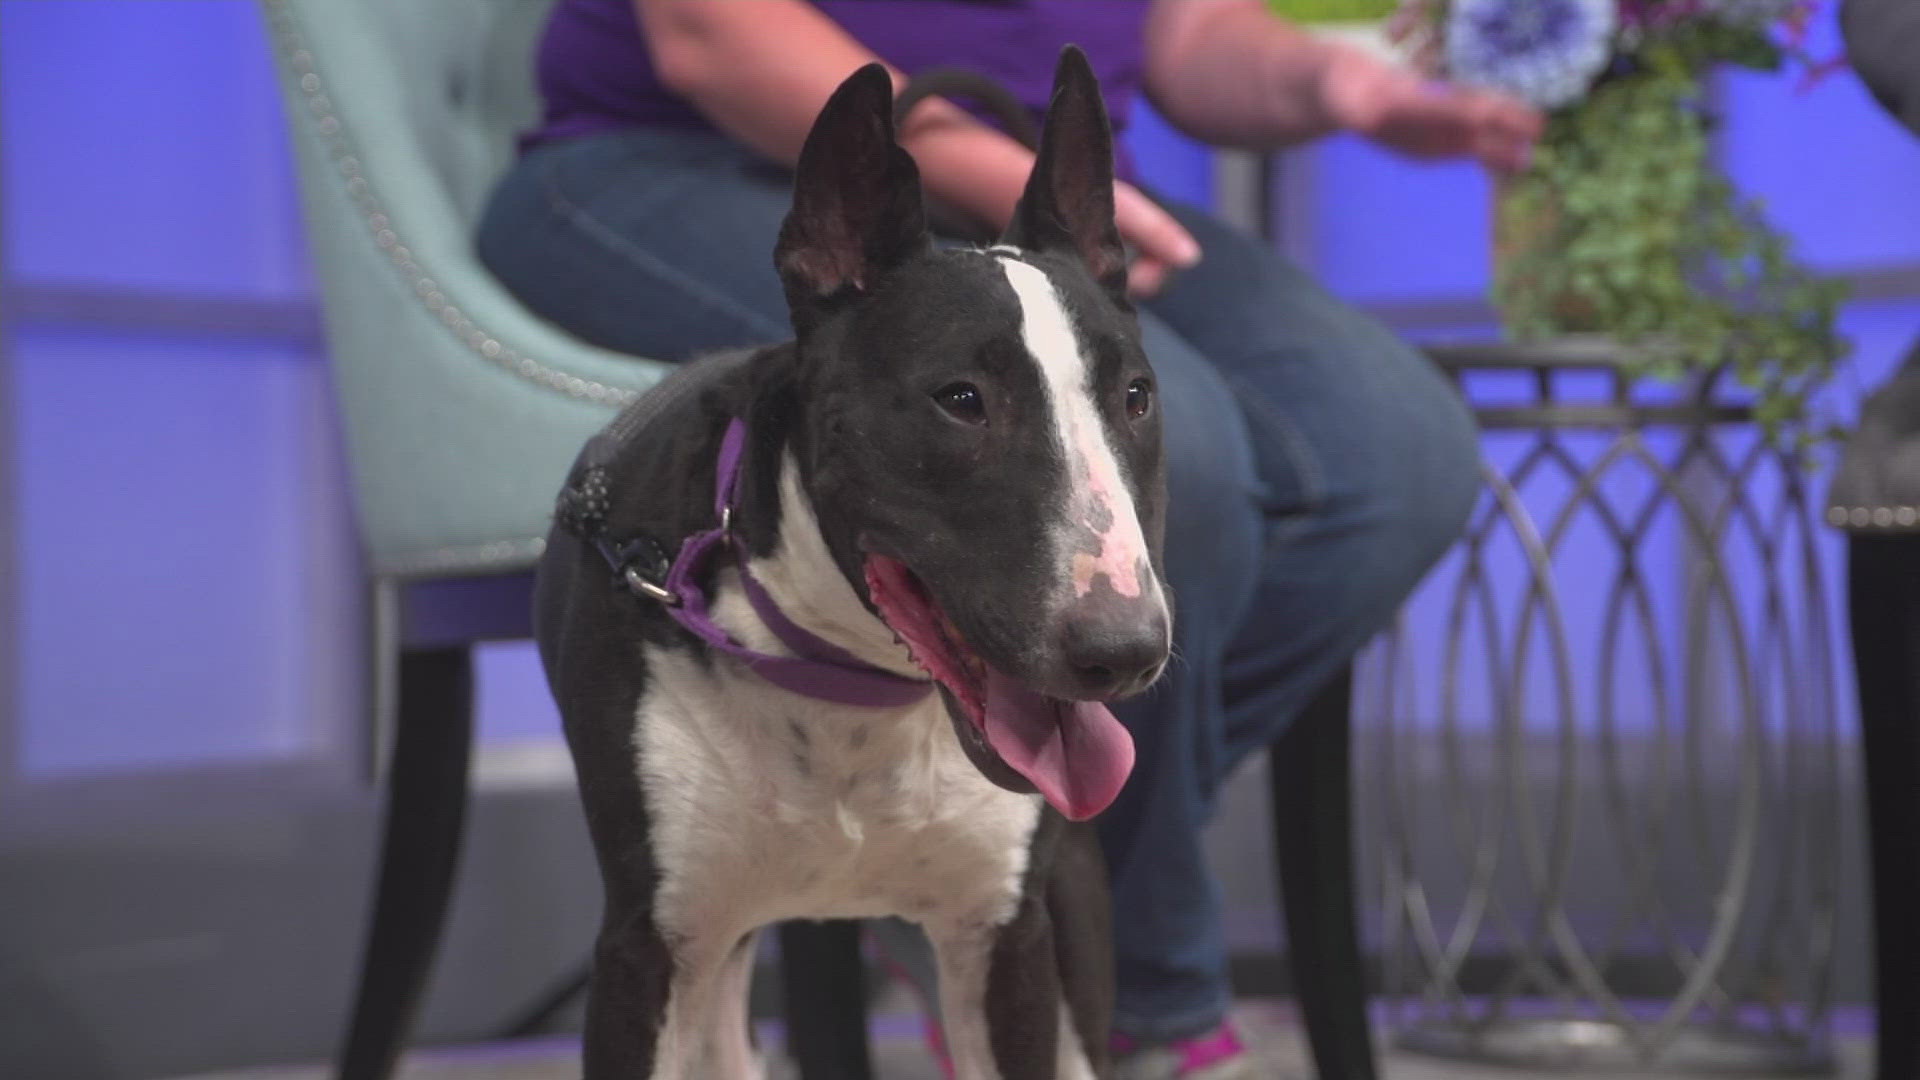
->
[982, 671, 1135, 821]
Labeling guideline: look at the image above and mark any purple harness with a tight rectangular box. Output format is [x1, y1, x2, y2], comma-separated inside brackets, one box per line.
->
[590, 419, 933, 709]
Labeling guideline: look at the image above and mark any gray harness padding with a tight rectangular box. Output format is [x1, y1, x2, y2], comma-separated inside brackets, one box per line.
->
[550, 346, 760, 595]
[579, 348, 755, 474]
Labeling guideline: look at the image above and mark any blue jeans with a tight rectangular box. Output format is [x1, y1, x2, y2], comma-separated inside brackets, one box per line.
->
[478, 127, 1480, 1041]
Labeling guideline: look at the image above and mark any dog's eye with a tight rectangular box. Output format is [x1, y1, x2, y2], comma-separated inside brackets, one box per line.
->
[933, 382, 987, 425]
[1125, 378, 1154, 420]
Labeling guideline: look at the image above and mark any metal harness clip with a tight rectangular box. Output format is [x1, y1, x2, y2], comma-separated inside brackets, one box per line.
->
[623, 564, 679, 606]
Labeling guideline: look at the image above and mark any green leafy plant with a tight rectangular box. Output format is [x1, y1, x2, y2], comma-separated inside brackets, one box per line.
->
[1266, 0, 1852, 439]
[1494, 53, 1850, 437]
[1479, 4, 1851, 439]
[1264, 0, 1404, 22]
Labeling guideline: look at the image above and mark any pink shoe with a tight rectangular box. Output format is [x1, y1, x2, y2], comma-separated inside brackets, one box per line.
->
[1111, 1022, 1260, 1080]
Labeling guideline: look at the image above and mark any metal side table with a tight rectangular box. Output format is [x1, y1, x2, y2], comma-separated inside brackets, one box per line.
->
[1370, 337, 1843, 1076]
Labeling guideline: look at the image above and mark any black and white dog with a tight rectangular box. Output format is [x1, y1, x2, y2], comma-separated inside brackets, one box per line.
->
[535, 48, 1170, 1080]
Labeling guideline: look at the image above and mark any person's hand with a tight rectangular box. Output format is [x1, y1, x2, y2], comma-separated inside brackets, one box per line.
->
[1319, 44, 1542, 174]
[1114, 179, 1202, 298]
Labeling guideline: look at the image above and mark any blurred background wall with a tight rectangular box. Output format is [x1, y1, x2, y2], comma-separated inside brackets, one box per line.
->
[1, 2, 1915, 1077]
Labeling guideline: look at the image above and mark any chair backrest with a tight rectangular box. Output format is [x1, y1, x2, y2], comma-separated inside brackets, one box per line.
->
[284, 0, 553, 234]
[402, 0, 555, 226]
[263, 0, 662, 575]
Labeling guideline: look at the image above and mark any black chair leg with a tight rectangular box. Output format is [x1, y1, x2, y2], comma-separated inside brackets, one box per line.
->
[337, 646, 475, 1080]
[1269, 664, 1378, 1080]
[1849, 535, 1920, 1080]
[780, 920, 875, 1080]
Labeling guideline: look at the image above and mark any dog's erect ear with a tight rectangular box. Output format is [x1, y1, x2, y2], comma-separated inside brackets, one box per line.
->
[775, 63, 930, 328]
[1001, 46, 1127, 297]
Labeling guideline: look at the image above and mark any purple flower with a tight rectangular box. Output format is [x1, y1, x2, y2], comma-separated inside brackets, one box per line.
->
[1620, 0, 1808, 30]
[1702, 0, 1807, 26]
[1619, 0, 1703, 29]
[1445, 0, 1619, 107]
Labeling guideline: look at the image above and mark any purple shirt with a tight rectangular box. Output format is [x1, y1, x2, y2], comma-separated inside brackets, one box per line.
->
[524, 0, 1152, 165]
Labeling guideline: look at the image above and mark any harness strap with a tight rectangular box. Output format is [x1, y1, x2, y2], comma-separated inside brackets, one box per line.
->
[567, 418, 933, 709]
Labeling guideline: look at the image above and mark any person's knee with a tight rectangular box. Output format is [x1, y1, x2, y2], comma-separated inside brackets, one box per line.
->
[1408, 383, 1483, 558]
[1346, 361, 1482, 590]
[1159, 406, 1261, 540]
[1140, 321, 1266, 627]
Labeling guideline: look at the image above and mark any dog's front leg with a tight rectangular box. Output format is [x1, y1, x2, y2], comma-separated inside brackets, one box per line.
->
[929, 895, 1063, 1080]
[705, 929, 765, 1078]
[580, 907, 672, 1080]
[582, 913, 762, 1080]
[654, 932, 763, 1080]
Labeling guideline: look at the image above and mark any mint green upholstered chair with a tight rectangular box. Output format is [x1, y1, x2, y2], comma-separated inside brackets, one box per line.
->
[261, 0, 664, 622]
[260, 0, 666, 1075]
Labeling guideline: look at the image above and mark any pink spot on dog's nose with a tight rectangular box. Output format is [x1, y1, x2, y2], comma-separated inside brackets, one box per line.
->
[1068, 432, 1145, 599]
[1072, 531, 1142, 599]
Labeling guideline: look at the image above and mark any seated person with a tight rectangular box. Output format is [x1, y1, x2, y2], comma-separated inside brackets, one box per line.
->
[478, 1, 1538, 1075]
[1831, 0, 1920, 519]
[1830, 4, 1920, 1080]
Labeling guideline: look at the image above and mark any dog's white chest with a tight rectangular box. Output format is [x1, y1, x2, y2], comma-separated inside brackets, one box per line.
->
[633, 646, 1043, 942]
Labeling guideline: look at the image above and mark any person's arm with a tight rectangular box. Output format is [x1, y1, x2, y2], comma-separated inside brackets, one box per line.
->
[1143, 0, 1348, 146]
[634, 0, 1197, 294]
[1143, 0, 1541, 172]
[635, 0, 1003, 205]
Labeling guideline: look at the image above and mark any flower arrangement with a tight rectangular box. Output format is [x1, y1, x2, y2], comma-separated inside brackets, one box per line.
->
[1274, 0, 1851, 437]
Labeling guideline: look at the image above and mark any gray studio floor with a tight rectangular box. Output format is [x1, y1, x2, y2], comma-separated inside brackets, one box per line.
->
[167, 999, 1873, 1080]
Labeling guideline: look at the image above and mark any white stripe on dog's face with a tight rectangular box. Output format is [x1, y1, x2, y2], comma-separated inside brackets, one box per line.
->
[996, 256, 1159, 610]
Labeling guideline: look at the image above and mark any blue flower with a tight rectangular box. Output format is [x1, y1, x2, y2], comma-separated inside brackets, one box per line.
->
[1446, 0, 1619, 108]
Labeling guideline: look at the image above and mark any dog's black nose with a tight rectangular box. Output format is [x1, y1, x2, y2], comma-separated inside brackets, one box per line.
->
[1058, 601, 1169, 700]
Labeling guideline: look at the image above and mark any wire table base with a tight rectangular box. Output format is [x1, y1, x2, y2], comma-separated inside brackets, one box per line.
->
[1370, 341, 1843, 1076]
